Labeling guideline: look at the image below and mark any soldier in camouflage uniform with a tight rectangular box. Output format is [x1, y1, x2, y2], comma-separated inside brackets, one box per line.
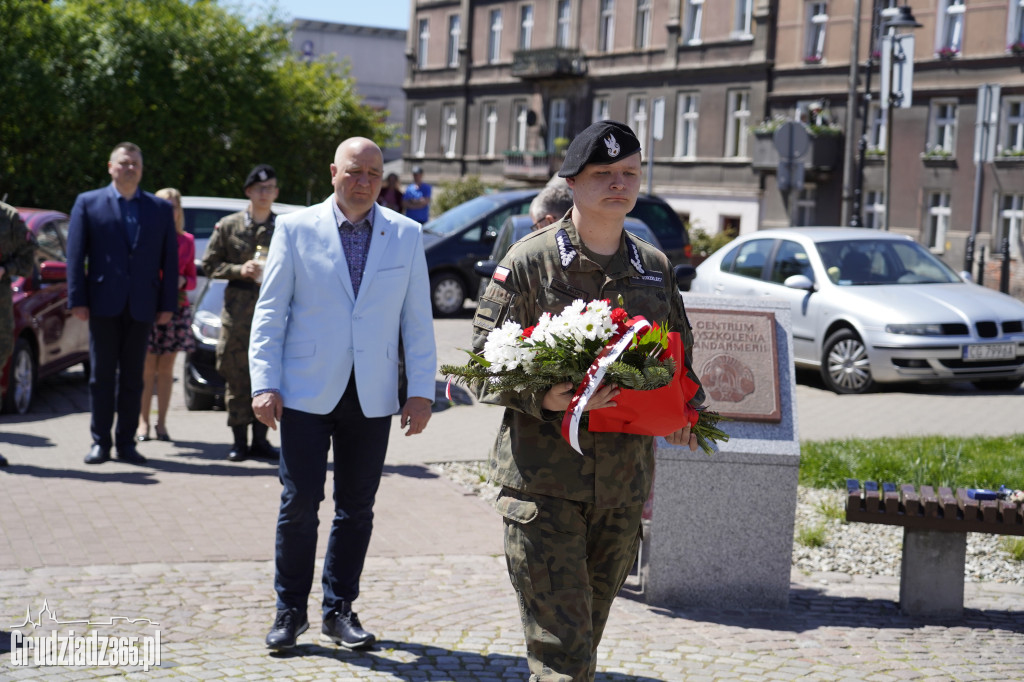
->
[0, 201, 38, 466]
[471, 121, 705, 681]
[202, 164, 282, 462]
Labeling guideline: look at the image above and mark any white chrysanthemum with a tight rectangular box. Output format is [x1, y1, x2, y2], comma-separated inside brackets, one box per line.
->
[483, 321, 523, 370]
[531, 313, 555, 346]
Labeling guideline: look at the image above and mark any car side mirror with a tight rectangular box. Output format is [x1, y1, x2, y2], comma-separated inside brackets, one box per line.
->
[474, 259, 497, 279]
[39, 261, 67, 282]
[674, 264, 696, 292]
[483, 229, 499, 243]
[783, 274, 815, 291]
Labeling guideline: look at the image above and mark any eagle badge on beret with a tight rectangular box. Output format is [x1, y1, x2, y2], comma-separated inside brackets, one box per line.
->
[603, 134, 621, 158]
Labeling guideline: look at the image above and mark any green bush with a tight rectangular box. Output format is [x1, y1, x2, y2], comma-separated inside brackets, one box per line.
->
[795, 522, 828, 548]
[689, 226, 736, 258]
[432, 176, 491, 217]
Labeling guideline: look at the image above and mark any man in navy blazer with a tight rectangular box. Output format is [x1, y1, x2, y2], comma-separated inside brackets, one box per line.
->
[250, 137, 436, 651]
[67, 142, 178, 465]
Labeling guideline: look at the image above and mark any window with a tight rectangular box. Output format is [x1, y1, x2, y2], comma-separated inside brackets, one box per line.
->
[593, 97, 610, 123]
[925, 192, 951, 253]
[928, 100, 958, 154]
[512, 100, 529, 151]
[734, 0, 754, 38]
[805, 2, 828, 62]
[795, 187, 816, 226]
[675, 93, 699, 158]
[628, 95, 648, 146]
[556, 0, 571, 48]
[519, 5, 533, 50]
[939, 0, 965, 55]
[998, 194, 1023, 259]
[730, 239, 773, 278]
[481, 102, 498, 157]
[868, 102, 886, 152]
[417, 19, 429, 69]
[447, 15, 461, 68]
[489, 9, 502, 63]
[599, 0, 615, 52]
[635, 0, 652, 49]
[442, 104, 458, 158]
[725, 90, 751, 157]
[1012, 0, 1024, 52]
[549, 98, 568, 149]
[412, 106, 427, 157]
[864, 190, 885, 229]
[1001, 97, 1024, 154]
[770, 240, 814, 284]
[683, 0, 704, 44]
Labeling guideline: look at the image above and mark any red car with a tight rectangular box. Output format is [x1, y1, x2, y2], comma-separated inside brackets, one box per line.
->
[2, 209, 90, 414]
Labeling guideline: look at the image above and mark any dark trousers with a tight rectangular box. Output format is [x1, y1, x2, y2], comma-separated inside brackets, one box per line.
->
[88, 307, 153, 450]
[274, 376, 391, 618]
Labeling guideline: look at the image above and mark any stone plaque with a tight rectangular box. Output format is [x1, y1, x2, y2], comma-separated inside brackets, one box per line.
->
[688, 309, 781, 422]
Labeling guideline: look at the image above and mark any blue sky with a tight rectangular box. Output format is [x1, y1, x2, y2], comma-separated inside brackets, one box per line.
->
[269, 0, 410, 30]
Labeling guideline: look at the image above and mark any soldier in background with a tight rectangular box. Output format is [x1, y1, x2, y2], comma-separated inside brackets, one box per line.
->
[201, 165, 281, 463]
[0, 201, 38, 466]
[471, 121, 704, 680]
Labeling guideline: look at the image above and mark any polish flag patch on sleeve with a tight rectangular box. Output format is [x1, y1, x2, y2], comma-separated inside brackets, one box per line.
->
[493, 266, 510, 283]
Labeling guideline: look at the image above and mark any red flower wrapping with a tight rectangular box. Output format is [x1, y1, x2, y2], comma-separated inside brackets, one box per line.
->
[587, 331, 700, 437]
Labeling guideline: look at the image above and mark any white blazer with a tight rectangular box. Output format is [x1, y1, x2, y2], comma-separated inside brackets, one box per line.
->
[248, 197, 436, 417]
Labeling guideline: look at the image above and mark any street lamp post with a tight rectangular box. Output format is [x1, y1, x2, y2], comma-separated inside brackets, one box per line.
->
[880, 6, 922, 231]
[849, 3, 920, 228]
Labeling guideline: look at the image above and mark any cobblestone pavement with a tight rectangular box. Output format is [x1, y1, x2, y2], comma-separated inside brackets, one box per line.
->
[1, 318, 1024, 680]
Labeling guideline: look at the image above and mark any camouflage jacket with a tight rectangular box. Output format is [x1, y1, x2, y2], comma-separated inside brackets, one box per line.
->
[0, 203, 37, 288]
[471, 216, 705, 508]
[201, 210, 275, 332]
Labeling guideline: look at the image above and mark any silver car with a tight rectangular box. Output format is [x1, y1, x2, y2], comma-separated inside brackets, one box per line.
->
[686, 227, 1024, 394]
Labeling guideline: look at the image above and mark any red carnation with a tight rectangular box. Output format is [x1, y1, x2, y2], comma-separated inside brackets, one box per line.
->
[610, 308, 628, 325]
[522, 325, 535, 339]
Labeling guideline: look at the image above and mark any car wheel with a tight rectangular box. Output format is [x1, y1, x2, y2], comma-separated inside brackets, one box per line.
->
[183, 362, 216, 411]
[3, 338, 37, 415]
[971, 377, 1024, 392]
[820, 329, 875, 394]
[430, 273, 466, 317]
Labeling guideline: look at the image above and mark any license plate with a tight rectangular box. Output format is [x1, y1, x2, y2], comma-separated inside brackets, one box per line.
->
[962, 343, 1016, 361]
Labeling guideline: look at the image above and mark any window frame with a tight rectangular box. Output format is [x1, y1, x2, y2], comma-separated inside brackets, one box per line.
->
[864, 190, 886, 229]
[599, 0, 616, 52]
[675, 92, 699, 158]
[593, 97, 610, 123]
[549, 98, 568, 149]
[733, 0, 754, 38]
[997, 193, 1024, 259]
[925, 191, 951, 254]
[519, 4, 534, 50]
[938, 0, 965, 55]
[481, 102, 498, 158]
[511, 99, 529, 152]
[556, 0, 572, 48]
[447, 14, 461, 68]
[417, 18, 429, 69]
[442, 103, 458, 159]
[412, 106, 428, 157]
[1001, 96, 1024, 154]
[628, 94, 648, 147]
[725, 90, 751, 158]
[488, 9, 503, 64]
[683, 0, 704, 44]
[635, 0, 652, 49]
[805, 2, 828, 62]
[928, 99, 958, 155]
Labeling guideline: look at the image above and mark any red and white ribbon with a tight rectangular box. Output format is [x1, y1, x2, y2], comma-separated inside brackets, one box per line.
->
[560, 316, 651, 455]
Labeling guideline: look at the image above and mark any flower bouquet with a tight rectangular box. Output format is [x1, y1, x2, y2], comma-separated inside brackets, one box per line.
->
[442, 299, 729, 454]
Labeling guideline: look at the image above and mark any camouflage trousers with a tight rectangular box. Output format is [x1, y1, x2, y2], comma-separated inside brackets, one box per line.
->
[216, 326, 254, 428]
[496, 487, 643, 682]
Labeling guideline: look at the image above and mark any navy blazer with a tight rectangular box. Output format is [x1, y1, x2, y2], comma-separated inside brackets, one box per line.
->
[67, 184, 178, 322]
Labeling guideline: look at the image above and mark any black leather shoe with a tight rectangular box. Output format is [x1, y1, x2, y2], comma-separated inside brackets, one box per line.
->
[227, 444, 248, 462]
[116, 445, 147, 465]
[266, 607, 308, 650]
[249, 439, 280, 460]
[322, 606, 375, 649]
[84, 444, 110, 465]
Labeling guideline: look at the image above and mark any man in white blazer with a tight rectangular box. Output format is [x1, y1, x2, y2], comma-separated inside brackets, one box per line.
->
[249, 137, 436, 651]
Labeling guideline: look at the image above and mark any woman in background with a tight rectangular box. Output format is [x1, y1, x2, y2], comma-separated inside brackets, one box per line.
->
[377, 173, 404, 213]
[137, 187, 196, 442]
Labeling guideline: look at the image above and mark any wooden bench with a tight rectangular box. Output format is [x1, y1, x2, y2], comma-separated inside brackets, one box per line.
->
[845, 479, 1024, 617]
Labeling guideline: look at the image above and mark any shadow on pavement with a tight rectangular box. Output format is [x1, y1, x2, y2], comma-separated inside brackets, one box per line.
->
[625, 585, 1024, 634]
[0, 463, 159, 484]
[270, 640, 663, 681]
[381, 464, 439, 480]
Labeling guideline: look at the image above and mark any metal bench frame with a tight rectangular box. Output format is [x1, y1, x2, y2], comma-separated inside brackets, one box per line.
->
[846, 479, 1024, 617]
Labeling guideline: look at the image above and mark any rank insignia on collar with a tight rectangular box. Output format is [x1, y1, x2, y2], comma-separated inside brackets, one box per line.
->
[555, 229, 577, 269]
[625, 236, 645, 275]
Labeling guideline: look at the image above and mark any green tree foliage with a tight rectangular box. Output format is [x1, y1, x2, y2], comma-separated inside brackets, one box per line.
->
[432, 176, 491, 217]
[0, 0, 394, 209]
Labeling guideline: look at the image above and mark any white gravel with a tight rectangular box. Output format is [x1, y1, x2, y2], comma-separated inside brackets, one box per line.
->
[432, 461, 1024, 585]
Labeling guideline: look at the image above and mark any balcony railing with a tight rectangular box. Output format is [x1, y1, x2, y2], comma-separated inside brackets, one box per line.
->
[511, 48, 586, 79]
[503, 151, 560, 180]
